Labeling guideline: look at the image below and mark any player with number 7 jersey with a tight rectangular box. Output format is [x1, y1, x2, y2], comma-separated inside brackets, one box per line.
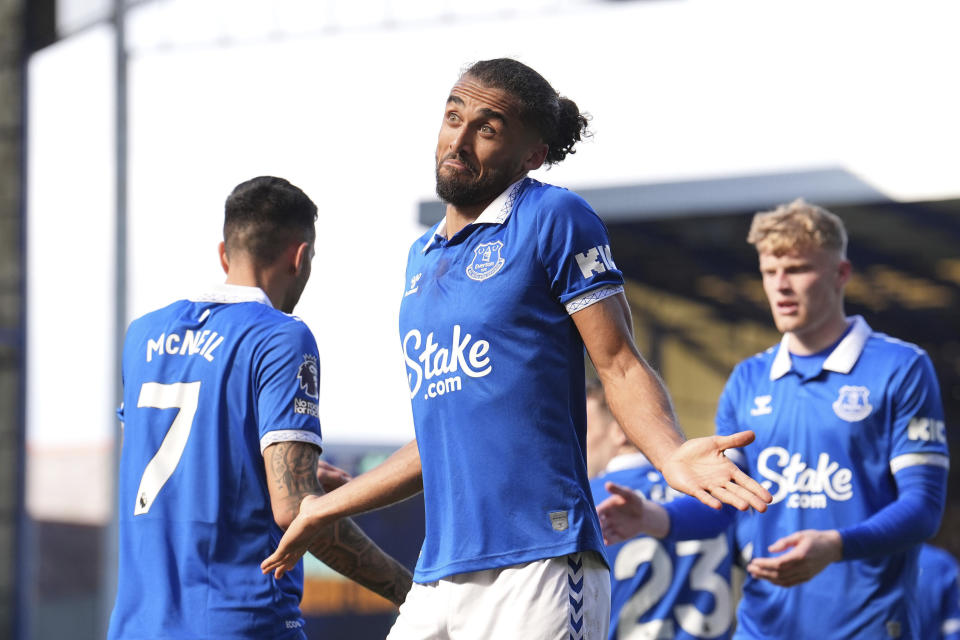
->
[111, 286, 323, 638]
[109, 177, 411, 640]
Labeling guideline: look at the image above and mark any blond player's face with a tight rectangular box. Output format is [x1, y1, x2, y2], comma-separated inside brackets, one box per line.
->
[758, 248, 848, 340]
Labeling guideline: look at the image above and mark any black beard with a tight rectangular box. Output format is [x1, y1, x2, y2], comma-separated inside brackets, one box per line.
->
[435, 164, 512, 207]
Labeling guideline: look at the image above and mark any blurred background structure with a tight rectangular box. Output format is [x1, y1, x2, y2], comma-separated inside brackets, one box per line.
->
[1, 0, 24, 635]
[2, 0, 959, 638]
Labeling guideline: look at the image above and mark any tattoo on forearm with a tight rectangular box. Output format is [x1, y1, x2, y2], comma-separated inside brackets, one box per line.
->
[307, 518, 413, 607]
[269, 442, 320, 519]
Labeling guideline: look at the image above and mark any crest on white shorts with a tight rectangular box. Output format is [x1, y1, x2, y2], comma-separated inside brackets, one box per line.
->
[832, 385, 872, 422]
[466, 241, 505, 281]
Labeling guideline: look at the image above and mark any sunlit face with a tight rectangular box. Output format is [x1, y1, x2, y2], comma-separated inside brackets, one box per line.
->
[758, 247, 849, 342]
[435, 77, 546, 207]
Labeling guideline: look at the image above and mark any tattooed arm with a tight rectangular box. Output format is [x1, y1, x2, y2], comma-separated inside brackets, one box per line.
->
[263, 440, 423, 579]
[263, 441, 412, 606]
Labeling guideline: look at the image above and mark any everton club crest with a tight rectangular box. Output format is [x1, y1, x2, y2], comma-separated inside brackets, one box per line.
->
[832, 385, 872, 422]
[466, 241, 505, 281]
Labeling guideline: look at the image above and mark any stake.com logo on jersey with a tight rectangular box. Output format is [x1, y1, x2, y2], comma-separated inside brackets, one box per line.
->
[403, 325, 492, 400]
[756, 447, 853, 509]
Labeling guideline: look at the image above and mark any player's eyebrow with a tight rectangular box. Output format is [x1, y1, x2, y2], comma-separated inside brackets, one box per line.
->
[445, 95, 510, 127]
[477, 107, 508, 126]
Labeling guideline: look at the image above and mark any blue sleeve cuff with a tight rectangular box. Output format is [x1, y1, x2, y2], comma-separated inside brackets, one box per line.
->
[663, 496, 735, 540]
[839, 464, 947, 560]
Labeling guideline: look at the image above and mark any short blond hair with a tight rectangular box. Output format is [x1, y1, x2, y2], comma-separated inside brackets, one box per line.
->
[747, 198, 848, 257]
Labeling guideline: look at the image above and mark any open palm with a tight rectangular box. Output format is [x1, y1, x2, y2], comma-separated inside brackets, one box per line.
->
[660, 431, 771, 512]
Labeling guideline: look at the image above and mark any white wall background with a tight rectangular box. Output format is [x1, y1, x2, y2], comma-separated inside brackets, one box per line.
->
[27, 0, 960, 520]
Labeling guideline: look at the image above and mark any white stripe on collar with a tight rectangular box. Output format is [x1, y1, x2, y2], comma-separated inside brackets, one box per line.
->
[421, 219, 446, 253]
[604, 451, 652, 474]
[770, 315, 871, 380]
[422, 178, 526, 253]
[189, 283, 272, 306]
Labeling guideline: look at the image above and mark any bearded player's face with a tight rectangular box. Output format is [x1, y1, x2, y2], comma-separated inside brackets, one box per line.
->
[435, 77, 545, 207]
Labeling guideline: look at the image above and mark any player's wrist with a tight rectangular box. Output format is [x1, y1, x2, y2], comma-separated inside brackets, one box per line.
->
[823, 529, 843, 563]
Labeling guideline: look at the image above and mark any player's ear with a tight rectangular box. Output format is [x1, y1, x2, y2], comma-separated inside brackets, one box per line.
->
[837, 259, 852, 289]
[522, 141, 549, 172]
[292, 241, 310, 275]
[218, 242, 230, 274]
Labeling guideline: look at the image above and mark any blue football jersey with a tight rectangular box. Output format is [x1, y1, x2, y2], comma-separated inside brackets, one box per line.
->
[108, 284, 324, 640]
[718, 316, 949, 639]
[591, 454, 734, 640]
[399, 178, 624, 582]
[917, 544, 960, 640]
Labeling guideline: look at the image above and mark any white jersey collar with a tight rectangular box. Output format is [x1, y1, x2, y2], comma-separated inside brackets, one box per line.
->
[422, 178, 526, 253]
[189, 283, 273, 306]
[604, 451, 652, 474]
[769, 315, 871, 380]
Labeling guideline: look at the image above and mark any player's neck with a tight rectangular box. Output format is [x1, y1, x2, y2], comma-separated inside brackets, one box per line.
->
[443, 172, 528, 238]
[224, 266, 284, 311]
[443, 202, 490, 239]
[786, 312, 850, 355]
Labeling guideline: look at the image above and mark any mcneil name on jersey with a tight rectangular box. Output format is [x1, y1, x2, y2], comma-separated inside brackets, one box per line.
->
[145, 329, 225, 363]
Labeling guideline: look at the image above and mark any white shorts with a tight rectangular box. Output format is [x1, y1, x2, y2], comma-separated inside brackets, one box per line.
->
[386, 551, 610, 640]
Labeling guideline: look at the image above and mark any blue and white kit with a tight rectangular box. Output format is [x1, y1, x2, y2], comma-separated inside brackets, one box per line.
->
[399, 177, 623, 582]
[109, 284, 323, 640]
[591, 453, 734, 640]
[718, 316, 949, 639]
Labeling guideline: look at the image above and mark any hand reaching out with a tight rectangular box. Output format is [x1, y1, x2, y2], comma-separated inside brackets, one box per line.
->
[261, 494, 327, 579]
[660, 430, 771, 512]
[747, 529, 842, 587]
[596, 482, 669, 544]
[316, 459, 352, 493]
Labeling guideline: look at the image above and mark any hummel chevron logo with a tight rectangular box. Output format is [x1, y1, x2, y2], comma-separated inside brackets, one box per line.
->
[750, 395, 772, 416]
[567, 553, 585, 640]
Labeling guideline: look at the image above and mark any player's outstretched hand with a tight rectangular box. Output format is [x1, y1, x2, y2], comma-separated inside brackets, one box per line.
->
[747, 529, 842, 586]
[261, 494, 327, 579]
[596, 482, 668, 544]
[660, 431, 772, 512]
[316, 459, 352, 493]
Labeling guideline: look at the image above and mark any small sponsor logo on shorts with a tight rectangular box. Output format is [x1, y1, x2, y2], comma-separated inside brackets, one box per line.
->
[294, 398, 318, 417]
[885, 620, 901, 638]
[549, 510, 569, 531]
[285, 620, 303, 629]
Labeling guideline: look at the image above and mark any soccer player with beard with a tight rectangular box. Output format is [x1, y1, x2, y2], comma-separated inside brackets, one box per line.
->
[109, 177, 411, 639]
[598, 200, 949, 639]
[262, 59, 770, 639]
